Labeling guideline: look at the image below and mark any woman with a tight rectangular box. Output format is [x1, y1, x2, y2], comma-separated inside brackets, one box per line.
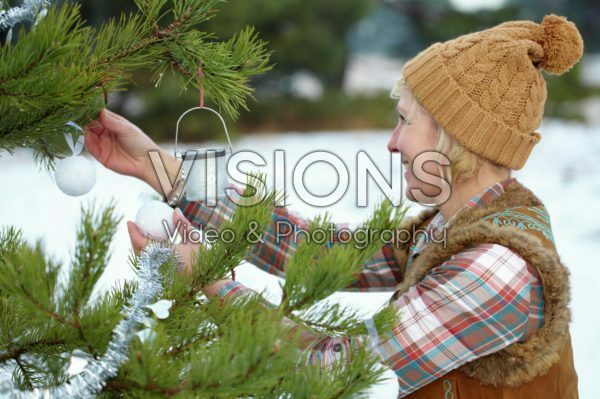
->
[84, 14, 583, 398]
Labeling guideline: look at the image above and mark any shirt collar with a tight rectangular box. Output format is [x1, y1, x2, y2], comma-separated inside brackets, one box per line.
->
[428, 177, 517, 232]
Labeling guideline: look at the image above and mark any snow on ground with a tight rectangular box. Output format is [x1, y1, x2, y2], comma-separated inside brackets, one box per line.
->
[0, 118, 598, 398]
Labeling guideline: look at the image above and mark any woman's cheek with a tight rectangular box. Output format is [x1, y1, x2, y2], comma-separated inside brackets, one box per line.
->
[404, 161, 445, 203]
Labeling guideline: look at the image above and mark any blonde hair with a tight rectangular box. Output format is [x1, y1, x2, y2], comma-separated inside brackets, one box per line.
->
[390, 77, 510, 185]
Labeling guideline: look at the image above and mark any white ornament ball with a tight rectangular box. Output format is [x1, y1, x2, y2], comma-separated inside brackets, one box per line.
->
[54, 155, 96, 196]
[135, 200, 176, 241]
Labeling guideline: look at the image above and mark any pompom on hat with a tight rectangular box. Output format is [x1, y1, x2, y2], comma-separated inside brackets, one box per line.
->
[402, 14, 584, 170]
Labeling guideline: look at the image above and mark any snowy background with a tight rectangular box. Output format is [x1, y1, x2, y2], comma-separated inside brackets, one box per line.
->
[0, 119, 599, 397]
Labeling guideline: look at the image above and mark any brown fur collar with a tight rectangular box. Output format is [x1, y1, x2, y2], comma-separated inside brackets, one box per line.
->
[391, 180, 571, 388]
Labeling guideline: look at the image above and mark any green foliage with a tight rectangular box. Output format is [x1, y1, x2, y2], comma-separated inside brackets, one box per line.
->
[282, 201, 406, 311]
[202, 0, 377, 87]
[0, 226, 24, 260]
[185, 174, 281, 289]
[111, 80, 398, 146]
[237, 89, 398, 133]
[544, 64, 600, 121]
[0, 204, 124, 390]
[0, 178, 406, 396]
[0, 241, 62, 322]
[0, 0, 273, 166]
[61, 202, 122, 316]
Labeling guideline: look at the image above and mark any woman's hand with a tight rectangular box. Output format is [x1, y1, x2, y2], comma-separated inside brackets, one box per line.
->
[127, 208, 198, 275]
[127, 208, 232, 297]
[84, 108, 181, 194]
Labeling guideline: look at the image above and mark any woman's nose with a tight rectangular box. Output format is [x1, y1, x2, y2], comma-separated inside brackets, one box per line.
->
[387, 128, 400, 153]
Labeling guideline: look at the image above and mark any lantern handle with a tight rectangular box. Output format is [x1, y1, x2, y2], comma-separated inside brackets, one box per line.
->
[174, 106, 233, 158]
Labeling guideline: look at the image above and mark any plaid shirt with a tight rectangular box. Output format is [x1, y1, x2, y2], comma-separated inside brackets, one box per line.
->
[179, 177, 544, 397]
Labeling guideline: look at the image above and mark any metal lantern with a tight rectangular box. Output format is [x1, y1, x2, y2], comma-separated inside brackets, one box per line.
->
[174, 106, 233, 202]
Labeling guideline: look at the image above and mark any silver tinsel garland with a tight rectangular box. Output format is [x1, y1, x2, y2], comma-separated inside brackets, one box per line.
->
[0, 244, 175, 398]
[0, 0, 52, 42]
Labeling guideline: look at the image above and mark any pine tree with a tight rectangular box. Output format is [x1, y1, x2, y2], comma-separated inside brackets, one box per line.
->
[0, 1, 404, 397]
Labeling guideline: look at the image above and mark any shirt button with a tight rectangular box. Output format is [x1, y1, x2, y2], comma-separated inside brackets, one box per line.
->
[333, 343, 342, 352]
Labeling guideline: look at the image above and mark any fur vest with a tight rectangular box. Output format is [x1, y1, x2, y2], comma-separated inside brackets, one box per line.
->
[390, 180, 578, 398]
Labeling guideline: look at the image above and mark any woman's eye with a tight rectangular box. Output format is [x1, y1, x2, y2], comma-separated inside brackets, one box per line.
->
[398, 113, 408, 124]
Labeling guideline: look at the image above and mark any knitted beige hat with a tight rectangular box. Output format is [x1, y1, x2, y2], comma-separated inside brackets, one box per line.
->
[402, 14, 584, 170]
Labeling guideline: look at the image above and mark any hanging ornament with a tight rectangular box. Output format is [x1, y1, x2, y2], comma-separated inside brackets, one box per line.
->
[135, 299, 174, 343]
[54, 122, 96, 197]
[174, 63, 232, 203]
[145, 299, 173, 319]
[135, 199, 176, 241]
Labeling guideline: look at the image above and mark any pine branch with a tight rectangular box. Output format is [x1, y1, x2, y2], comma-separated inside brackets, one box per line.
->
[111, 295, 304, 397]
[0, 0, 273, 165]
[14, 356, 34, 390]
[17, 288, 77, 329]
[280, 200, 406, 313]
[62, 201, 121, 317]
[0, 338, 66, 363]
[0, 225, 24, 259]
[180, 173, 278, 295]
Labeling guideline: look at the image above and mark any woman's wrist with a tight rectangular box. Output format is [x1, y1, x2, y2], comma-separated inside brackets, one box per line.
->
[202, 279, 234, 299]
[141, 149, 182, 197]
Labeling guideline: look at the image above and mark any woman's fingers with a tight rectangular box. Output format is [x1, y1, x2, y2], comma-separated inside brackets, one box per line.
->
[83, 129, 112, 166]
[127, 221, 148, 254]
[99, 108, 138, 136]
[172, 208, 192, 237]
[174, 242, 200, 275]
[83, 130, 101, 157]
[84, 119, 105, 136]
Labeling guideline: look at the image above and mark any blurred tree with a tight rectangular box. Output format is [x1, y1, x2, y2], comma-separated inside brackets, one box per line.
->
[380, 0, 599, 59]
[201, 0, 377, 89]
[71, 0, 600, 132]
[507, 0, 600, 52]
[379, 0, 600, 121]
[380, 0, 521, 57]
